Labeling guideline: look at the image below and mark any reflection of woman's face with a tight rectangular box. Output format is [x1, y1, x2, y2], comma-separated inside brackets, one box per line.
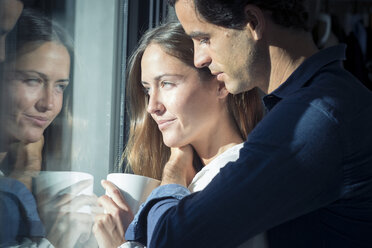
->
[4, 41, 70, 143]
[141, 44, 225, 148]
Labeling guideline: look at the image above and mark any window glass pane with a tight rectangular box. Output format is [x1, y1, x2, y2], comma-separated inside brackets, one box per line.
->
[0, 0, 177, 246]
[0, 0, 128, 246]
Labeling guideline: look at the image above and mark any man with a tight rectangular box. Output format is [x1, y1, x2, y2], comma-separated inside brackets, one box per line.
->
[124, 0, 372, 247]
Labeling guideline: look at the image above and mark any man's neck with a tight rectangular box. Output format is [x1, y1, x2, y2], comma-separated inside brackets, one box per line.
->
[266, 28, 319, 94]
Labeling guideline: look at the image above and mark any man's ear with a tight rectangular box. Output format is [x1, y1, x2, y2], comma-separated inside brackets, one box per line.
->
[244, 4, 265, 40]
[217, 81, 229, 99]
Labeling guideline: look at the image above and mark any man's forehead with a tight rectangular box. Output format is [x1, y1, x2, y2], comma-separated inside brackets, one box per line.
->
[174, 0, 210, 32]
[174, 0, 197, 19]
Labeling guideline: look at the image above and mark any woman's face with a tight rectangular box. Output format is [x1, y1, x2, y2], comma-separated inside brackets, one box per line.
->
[4, 41, 70, 143]
[141, 44, 226, 148]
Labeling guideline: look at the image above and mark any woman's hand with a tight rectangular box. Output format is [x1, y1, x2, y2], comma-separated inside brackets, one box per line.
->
[93, 180, 134, 248]
[8, 136, 44, 190]
[161, 145, 197, 187]
[36, 179, 99, 248]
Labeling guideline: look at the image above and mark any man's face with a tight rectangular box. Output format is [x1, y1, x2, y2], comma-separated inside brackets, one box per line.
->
[0, 0, 23, 62]
[175, 0, 266, 94]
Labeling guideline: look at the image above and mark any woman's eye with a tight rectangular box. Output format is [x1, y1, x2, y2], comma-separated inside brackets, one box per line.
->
[142, 87, 150, 95]
[160, 81, 173, 88]
[23, 78, 43, 85]
[56, 83, 68, 93]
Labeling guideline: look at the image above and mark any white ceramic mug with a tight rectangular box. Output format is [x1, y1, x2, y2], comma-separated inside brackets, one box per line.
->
[33, 171, 94, 213]
[106, 173, 160, 214]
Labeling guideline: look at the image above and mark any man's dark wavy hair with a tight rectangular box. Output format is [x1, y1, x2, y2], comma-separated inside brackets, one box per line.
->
[168, 0, 309, 31]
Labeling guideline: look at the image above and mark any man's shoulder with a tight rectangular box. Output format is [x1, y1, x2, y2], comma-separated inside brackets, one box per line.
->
[286, 68, 372, 122]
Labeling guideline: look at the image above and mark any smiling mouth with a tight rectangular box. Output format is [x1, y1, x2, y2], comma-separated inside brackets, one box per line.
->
[24, 115, 49, 127]
[157, 119, 176, 130]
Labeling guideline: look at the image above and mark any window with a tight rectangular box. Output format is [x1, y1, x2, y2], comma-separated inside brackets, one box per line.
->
[0, 0, 173, 246]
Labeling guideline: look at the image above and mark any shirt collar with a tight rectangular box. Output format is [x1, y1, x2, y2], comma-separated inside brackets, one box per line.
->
[263, 44, 346, 110]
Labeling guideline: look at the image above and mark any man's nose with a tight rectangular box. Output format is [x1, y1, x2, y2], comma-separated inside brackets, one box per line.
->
[194, 46, 211, 68]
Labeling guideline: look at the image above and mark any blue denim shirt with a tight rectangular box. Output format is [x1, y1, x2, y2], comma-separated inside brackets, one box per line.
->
[0, 176, 45, 246]
[125, 45, 372, 248]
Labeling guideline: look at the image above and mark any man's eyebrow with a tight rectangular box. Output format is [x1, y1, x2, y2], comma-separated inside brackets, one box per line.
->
[188, 31, 209, 39]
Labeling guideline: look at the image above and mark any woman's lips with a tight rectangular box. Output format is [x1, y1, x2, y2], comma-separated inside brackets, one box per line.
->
[157, 119, 176, 130]
[24, 114, 49, 127]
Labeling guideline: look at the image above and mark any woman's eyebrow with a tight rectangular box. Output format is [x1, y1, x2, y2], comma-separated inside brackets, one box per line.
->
[56, 79, 70, 83]
[15, 70, 69, 82]
[153, 73, 184, 81]
[15, 70, 49, 81]
[141, 74, 185, 85]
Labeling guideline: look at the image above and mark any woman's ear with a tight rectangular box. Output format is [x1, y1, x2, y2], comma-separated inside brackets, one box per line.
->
[217, 81, 229, 99]
[244, 4, 265, 40]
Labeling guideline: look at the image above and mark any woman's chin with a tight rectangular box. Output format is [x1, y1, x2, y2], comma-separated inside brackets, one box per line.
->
[17, 131, 43, 144]
[163, 138, 187, 149]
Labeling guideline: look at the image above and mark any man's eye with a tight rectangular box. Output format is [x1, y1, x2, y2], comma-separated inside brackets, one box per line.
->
[200, 38, 209, 44]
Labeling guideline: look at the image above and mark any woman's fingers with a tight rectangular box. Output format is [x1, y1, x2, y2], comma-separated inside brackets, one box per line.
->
[97, 194, 134, 234]
[101, 180, 132, 212]
[93, 213, 126, 248]
[59, 194, 98, 212]
[36, 178, 93, 206]
[58, 178, 94, 196]
[48, 212, 94, 248]
[162, 145, 197, 186]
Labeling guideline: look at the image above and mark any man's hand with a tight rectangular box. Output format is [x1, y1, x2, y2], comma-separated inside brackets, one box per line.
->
[161, 145, 197, 187]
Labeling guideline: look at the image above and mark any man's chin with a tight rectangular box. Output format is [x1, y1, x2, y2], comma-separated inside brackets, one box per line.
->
[226, 82, 250, 95]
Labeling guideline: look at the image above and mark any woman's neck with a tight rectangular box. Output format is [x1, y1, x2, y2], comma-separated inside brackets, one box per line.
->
[191, 118, 244, 166]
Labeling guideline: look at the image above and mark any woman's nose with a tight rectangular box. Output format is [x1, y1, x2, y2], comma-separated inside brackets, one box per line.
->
[146, 91, 164, 115]
[36, 86, 54, 112]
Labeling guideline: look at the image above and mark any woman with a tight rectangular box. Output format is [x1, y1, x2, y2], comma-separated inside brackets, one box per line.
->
[0, 9, 96, 248]
[0, 9, 72, 186]
[93, 22, 266, 248]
